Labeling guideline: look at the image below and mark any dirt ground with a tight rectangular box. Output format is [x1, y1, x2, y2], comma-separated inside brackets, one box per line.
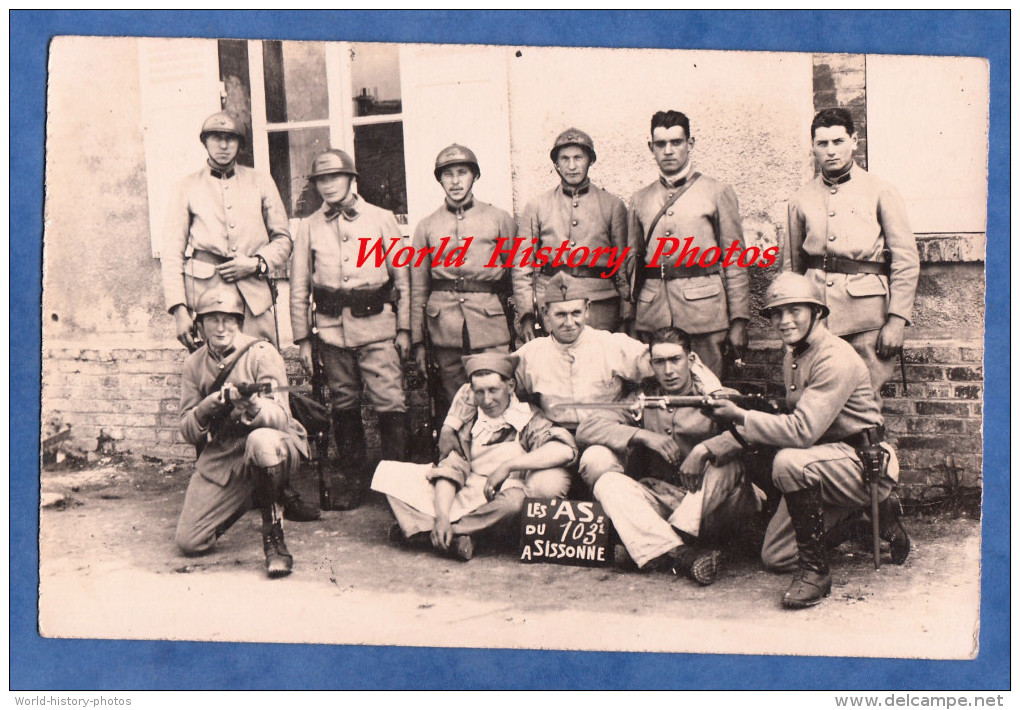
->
[37, 455, 981, 659]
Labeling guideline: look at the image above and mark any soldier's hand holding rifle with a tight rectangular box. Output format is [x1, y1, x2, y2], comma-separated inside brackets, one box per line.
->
[299, 340, 316, 375]
[702, 397, 748, 427]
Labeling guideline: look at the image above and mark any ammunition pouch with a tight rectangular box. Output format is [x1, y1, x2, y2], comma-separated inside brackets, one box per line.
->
[846, 425, 889, 486]
[312, 283, 396, 318]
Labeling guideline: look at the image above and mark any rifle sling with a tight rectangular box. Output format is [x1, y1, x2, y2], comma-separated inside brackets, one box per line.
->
[631, 172, 702, 300]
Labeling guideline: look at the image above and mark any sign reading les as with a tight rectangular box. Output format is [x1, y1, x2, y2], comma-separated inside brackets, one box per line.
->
[519, 498, 613, 567]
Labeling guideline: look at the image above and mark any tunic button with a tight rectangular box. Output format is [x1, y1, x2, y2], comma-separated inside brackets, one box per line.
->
[790, 385, 797, 391]
[343, 276, 349, 282]
[828, 235, 836, 241]
[665, 427, 672, 434]
[459, 298, 465, 303]
[570, 241, 576, 247]
[231, 246, 238, 252]
[830, 188, 837, 194]
[343, 237, 348, 242]
[571, 220, 578, 226]
[668, 211, 674, 216]
[573, 202, 578, 208]
[665, 231, 671, 236]
[229, 222, 235, 228]
[827, 280, 834, 287]
[791, 364, 798, 370]
[226, 204, 232, 209]
[458, 215, 464, 221]
[343, 256, 349, 262]
[668, 192, 674, 198]
[828, 211, 836, 217]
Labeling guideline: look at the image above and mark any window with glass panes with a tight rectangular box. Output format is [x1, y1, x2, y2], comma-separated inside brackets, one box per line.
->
[217, 40, 408, 223]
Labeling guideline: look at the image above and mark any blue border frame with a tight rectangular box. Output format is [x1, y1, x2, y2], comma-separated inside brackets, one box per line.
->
[11, 10, 1009, 690]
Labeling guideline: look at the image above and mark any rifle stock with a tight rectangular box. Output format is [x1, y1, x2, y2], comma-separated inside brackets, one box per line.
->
[556, 391, 789, 414]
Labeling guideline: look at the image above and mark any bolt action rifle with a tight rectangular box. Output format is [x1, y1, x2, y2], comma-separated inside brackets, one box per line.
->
[554, 391, 789, 418]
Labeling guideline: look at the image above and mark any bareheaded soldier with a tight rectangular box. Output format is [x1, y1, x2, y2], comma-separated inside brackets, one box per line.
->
[162, 111, 292, 351]
[290, 149, 411, 510]
[517, 128, 630, 340]
[785, 108, 919, 400]
[411, 144, 523, 408]
[628, 110, 750, 377]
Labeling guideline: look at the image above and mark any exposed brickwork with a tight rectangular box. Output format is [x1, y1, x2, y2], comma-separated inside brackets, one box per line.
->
[812, 53, 868, 170]
[726, 342, 984, 503]
[44, 339, 982, 504]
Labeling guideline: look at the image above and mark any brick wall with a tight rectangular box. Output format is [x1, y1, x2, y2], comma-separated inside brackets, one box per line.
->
[728, 342, 983, 503]
[43, 338, 982, 505]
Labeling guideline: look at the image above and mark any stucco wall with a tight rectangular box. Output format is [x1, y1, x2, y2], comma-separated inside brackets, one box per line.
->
[43, 36, 171, 346]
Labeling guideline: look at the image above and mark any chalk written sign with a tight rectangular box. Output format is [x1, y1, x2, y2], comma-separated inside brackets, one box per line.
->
[519, 498, 613, 567]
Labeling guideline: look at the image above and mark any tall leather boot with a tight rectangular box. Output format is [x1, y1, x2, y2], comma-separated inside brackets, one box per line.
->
[253, 463, 293, 578]
[878, 492, 911, 565]
[333, 408, 367, 510]
[781, 485, 831, 609]
[378, 411, 409, 462]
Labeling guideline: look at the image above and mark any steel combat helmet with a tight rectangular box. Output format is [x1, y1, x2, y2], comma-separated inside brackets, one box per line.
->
[309, 149, 359, 179]
[760, 272, 829, 319]
[199, 111, 246, 146]
[550, 127, 597, 163]
[195, 286, 245, 319]
[434, 143, 480, 181]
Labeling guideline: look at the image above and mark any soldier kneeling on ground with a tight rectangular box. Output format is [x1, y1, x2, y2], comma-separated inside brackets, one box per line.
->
[702, 273, 910, 609]
[174, 287, 309, 578]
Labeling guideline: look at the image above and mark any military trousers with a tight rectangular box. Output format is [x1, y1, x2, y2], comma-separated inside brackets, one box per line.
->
[319, 339, 406, 413]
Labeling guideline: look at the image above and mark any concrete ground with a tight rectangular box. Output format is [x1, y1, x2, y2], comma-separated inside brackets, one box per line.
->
[38, 456, 981, 659]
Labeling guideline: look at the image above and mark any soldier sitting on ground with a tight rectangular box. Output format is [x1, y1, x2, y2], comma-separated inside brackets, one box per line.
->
[575, 327, 759, 585]
[174, 287, 308, 579]
[375, 353, 575, 561]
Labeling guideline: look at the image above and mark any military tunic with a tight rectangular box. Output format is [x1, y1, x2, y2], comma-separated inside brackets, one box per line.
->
[374, 391, 575, 538]
[576, 361, 755, 567]
[702, 327, 899, 571]
[785, 163, 919, 392]
[410, 198, 521, 400]
[628, 170, 750, 375]
[162, 163, 292, 344]
[290, 195, 410, 412]
[518, 181, 631, 331]
[174, 335, 308, 554]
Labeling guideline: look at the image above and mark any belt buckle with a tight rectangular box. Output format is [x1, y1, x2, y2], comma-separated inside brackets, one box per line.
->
[822, 252, 834, 272]
[453, 277, 465, 292]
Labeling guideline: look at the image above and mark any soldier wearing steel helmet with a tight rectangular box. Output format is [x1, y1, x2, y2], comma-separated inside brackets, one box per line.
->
[161, 111, 293, 351]
[517, 128, 631, 340]
[174, 286, 309, 579]
[162, 110, 319, 522]
[410, 143, 523, 412]
[290, 149, 411, 510]
[699, 272, 910, 609]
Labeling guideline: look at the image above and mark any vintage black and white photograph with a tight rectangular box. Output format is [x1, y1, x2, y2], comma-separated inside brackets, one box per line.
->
[38, 32, 988, 661]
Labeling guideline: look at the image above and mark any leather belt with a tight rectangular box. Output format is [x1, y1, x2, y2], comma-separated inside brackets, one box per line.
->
[842, 424, 886, 450]
[191, 249, 228, 265]
[540, 263, 605, 279]
[804, 253, 890, 276]
[312, 283, 394, 318]
[644, 263, 721, 280]
[431, 278, 504, 294]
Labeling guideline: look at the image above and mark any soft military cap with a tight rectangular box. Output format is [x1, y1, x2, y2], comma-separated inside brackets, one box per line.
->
[195, 286, 245, 317]
[760, 272, 829, 319]
[550, 127, 597, 163]
[542, 272, 589, 306]
[462, 353, 520, 381]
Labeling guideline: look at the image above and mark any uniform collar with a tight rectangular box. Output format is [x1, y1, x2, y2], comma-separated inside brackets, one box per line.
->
[445, 195, 475, 215]
[207, 160, 236, 180]
[821, 162, 855, 187]
[550, 325, 589, 352]
[659, 161, 693, 189]
[207, 342, 237, 361]
[472, 395, 533, 440]
[560, 179, 591, 197]
[324, 193, 360, 221]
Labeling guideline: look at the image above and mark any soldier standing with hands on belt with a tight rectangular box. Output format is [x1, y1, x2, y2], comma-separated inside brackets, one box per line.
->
[785, 108, 919, 401]
[410, 144, 523, 413]
[162, 110, 317, 522]
[517, 128, 631, 339]
[290, 149, 411, 510]
[628, 110, 750, 377]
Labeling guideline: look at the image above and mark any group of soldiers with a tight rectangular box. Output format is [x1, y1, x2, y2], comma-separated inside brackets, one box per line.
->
[162, 105, 917, 609]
